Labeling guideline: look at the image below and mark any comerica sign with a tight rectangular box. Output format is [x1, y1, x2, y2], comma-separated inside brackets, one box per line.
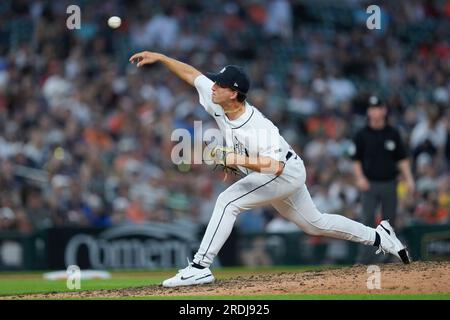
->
[63, 224, 200, 269]
[65, 236, 191, 269]
[34, 223, 200, 270]
[64, 225, 198, 269]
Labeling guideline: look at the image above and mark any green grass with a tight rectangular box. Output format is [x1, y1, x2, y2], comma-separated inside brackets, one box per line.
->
[0, 265, 330, 297]
[0, 265, 448, 300]
[0, 278, 160, 296]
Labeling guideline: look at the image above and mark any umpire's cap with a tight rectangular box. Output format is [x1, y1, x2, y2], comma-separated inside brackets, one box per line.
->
[206, 65, 250, 95]
[368, 95, 386, 108]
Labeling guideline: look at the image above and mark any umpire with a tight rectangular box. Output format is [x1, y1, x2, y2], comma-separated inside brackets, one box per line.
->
[351, 96, 415, 264]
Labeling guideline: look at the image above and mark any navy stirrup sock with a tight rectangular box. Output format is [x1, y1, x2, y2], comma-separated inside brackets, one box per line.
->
[373, 232, 381, 247]
[192, 262, 205, 269]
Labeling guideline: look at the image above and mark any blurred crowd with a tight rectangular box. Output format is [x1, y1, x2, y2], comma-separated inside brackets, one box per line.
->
[0, 0, 449, 234]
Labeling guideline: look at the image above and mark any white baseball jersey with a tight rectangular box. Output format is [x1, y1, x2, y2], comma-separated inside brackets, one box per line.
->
[191, 74, 377, 268]
[195, 75, 293, 174]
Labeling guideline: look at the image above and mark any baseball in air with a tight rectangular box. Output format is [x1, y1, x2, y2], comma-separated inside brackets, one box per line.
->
[108, 16, 121, 29]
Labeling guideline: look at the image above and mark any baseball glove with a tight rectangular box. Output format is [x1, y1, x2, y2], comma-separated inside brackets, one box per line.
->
[205, 145, 241, 181]
[209, 145, 233, 166]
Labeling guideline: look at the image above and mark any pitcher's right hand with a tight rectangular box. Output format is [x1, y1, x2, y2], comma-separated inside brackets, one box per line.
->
[129, 51, 162, 67]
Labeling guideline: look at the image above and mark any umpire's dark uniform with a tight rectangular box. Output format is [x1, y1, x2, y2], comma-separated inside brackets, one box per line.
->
[351, 96, 408, 263]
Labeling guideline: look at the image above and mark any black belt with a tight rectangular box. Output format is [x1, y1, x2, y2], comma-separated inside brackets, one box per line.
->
[286, 151, 297, 161]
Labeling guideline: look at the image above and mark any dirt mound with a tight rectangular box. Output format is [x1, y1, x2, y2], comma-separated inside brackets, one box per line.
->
[6, 261, 450, 299]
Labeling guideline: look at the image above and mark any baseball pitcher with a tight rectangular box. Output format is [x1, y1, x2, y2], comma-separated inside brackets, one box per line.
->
[129, 51, 410, 288]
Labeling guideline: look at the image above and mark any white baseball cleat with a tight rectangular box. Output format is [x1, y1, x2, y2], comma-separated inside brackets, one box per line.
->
[162, 263, 215, 287]
[375, 220, 411, 264]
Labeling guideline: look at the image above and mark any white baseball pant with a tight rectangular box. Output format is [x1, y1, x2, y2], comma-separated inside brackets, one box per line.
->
[193, 152, 376, 267]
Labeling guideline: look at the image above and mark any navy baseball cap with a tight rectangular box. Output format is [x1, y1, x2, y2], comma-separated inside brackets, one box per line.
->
[368, 95, 385, 107]
[206, 65, 250, 95]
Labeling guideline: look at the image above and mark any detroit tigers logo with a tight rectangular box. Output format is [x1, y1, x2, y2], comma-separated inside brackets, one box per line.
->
[234, 137, 248, 157]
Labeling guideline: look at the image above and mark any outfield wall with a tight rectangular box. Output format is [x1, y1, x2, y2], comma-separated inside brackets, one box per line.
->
[0, 223, 449, 271]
